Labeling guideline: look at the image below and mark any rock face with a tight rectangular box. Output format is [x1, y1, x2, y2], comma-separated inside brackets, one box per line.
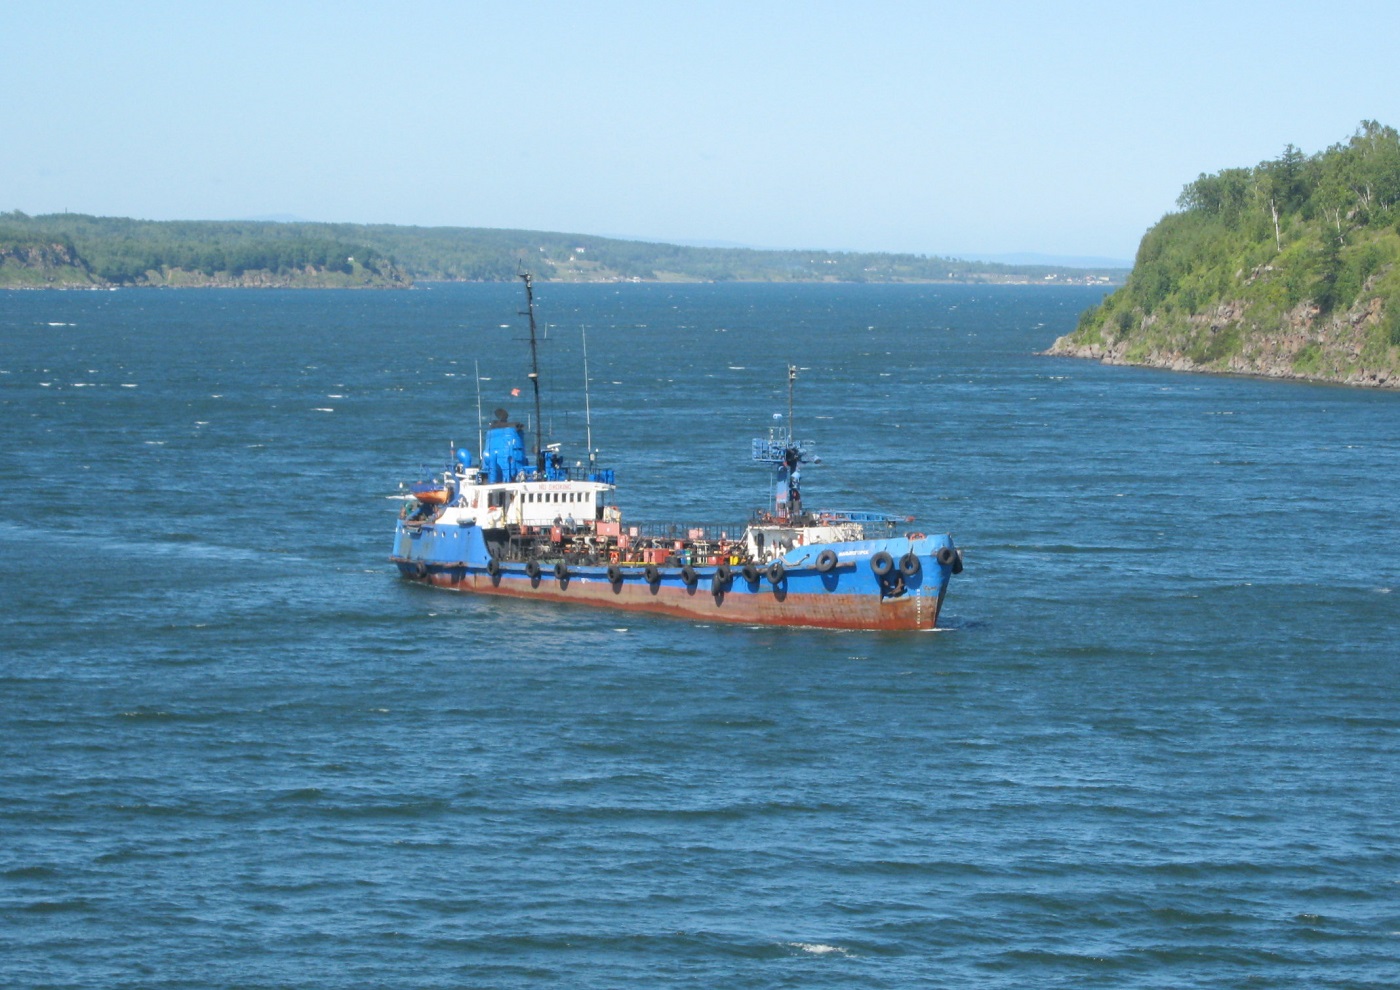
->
[0, 240, 100, 286]
[132, 260, 413, 289]
[1048, 293, 1399, 390]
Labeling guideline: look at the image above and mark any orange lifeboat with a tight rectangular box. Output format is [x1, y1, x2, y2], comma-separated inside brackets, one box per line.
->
[412, 485, 450, 505]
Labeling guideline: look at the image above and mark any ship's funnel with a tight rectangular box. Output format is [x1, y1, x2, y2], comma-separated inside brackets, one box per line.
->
[483, 410, 528, 483]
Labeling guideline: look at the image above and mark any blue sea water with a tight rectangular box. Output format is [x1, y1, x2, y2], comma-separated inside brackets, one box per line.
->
[1, 282, 1397, 988]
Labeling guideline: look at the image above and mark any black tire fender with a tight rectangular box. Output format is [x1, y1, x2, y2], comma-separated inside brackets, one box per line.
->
[644, 563, 661, 585]
[741, 563, 760, 583]
[554, 561, 569, 581]
[899, 552, 921, 576]
[815, 549, 838, 573]
[606, 564, 623, 584]
[767, 560, 786, 584]
[870, 551, 894, 577]
[680, 565, 698, 586]
[936, 546, 957, 567]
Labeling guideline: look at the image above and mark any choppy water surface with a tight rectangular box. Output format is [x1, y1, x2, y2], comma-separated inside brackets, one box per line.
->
[2, 283, 1397, 988]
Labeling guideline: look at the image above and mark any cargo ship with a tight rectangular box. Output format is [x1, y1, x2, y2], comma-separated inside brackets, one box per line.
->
[390, 275, 962, 630]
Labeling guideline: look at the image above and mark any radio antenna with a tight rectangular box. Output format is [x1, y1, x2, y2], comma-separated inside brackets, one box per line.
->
[582, 326, 596, 467]
[474, 358, 483, 461]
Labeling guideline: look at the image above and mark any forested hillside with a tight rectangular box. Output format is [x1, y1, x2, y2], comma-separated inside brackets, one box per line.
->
[1052, 121, 1400, 387]
[0, 212, 1122, 289]
[0, 214, 409, 288]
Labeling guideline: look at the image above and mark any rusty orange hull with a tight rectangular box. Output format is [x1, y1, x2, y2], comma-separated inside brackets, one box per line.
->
[394, 560, 947, 631]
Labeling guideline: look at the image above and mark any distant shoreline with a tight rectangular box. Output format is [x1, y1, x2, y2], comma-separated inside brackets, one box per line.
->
[1, 210, 1128, 290]
[2, 276, 1121, 291]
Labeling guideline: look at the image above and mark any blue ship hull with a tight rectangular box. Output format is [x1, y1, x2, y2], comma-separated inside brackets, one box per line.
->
[392, 520, 957, 631]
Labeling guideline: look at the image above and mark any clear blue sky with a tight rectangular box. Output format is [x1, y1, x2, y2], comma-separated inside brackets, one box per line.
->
[6, 0, 1396, 264]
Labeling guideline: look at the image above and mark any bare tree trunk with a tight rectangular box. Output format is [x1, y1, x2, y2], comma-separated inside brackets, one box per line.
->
[1270, 197, 1281, 252]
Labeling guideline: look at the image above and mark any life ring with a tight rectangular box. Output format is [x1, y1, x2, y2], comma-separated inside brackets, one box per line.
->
[767, 560, 785, 584]
[644, 563, 661, 585]
[486, 558, 500, 576]
[816, 549, 838, 573]
[680, 565, 698, 586]
[741, 563, 760, 583]
[554, 561, 569, 581]
[870, 551, 894, 577]
[936, 546, 956, 567]
[607, 564, 623, 584]
[525, 559, 541, 579]
[899, 552, 921, 576]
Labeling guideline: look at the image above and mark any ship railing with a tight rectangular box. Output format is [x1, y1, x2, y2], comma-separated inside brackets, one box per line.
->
[628, 515, 902, 545]
[451, 464, 617, 485]
[814, 508, 909, 524]
[626, 521, 750, 544]
[490, 520, 751, 567]
[739, 508, 907, 541]
[601, 513, 906, 539]
[805, 509, 908, 537]
[487, 513, 912, 565]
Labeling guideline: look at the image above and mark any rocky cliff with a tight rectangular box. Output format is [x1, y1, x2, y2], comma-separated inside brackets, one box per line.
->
[0, 239, 101, 287]
[1050, 122, 1400, 390]
[1049, 283, 1399, 389]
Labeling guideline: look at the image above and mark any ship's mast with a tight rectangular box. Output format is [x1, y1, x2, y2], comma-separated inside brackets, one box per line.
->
[783, 365, 800, 519]
[519, 272, 544, 466]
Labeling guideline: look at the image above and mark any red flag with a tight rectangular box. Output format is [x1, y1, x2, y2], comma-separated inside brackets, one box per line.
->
[510, 387, 521, 396]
